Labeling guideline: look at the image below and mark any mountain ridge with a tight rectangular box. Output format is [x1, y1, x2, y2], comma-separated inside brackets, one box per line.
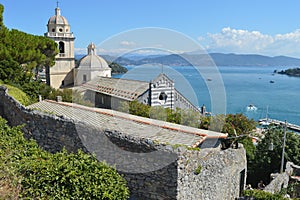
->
[75, 53, 300, 67]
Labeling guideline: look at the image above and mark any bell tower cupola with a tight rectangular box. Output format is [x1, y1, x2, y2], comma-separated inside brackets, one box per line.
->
[45, 3, 75, 89]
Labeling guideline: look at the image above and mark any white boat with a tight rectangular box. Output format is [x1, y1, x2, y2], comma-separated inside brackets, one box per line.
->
[259, 119, 271, 126]
[259, 106, 271, 126]
[246, 104, 257, 111]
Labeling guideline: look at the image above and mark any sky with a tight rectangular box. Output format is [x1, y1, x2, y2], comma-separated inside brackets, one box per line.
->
[2, 0, 300, 58]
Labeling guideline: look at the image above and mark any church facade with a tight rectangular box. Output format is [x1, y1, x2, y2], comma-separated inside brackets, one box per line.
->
[44, 5, 202, 114]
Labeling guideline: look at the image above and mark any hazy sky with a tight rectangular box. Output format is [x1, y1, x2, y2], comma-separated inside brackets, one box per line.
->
[2, 0, 300, 57]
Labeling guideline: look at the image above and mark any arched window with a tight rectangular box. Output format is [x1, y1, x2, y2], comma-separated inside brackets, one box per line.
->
[83, 74, 87, 83]
[59, 42, 65, 53]
[159, 92, 168, 104]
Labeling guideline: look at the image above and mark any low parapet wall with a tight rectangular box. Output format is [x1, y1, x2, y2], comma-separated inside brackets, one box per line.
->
[0, 86, 246, 199]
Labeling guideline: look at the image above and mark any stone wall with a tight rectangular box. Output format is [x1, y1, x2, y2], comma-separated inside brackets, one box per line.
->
[0, 86, 247, 199]
[176, 145, 246, 199]
[264, 162, 300, 194]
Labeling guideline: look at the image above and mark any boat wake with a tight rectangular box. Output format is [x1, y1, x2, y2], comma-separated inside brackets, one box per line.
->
[246, 104, 257, 111]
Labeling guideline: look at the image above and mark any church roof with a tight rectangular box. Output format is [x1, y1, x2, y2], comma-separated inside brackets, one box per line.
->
[77, 43, 110, 69]
[81, 77, 149, 101]
[78, 55, 109, 69]
[27, 100, 227, 147]
[48, 7, 69, 25]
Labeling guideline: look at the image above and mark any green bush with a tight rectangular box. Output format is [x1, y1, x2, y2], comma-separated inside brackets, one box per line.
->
[243, 189, 288, 200]
[0, 117, 130, 199]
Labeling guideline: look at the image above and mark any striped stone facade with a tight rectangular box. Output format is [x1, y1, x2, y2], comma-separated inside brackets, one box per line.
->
[150, 73, 175, 108]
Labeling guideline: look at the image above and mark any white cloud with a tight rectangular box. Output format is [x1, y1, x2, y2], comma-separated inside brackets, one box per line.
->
[74, 48, 87, 55]
[120, 40, 136, 47]
[202, 27, 300, 58]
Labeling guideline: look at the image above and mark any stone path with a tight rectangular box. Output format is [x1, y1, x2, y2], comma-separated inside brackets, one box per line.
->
[28, 100, 227, 147]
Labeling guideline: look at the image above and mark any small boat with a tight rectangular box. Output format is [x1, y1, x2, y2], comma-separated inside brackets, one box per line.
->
[270, 80, 275, 83]
[259, 106, 270, 126]
[206, 78, 212, 81]
[259, 118, 271, 126]
[246, 104, 257, 111]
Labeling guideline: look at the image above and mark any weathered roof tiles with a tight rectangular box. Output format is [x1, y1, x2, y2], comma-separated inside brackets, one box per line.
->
[27, 100, 227, 147]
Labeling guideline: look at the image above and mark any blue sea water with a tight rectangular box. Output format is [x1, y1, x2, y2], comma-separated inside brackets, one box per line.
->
[113, 65, 300, 126]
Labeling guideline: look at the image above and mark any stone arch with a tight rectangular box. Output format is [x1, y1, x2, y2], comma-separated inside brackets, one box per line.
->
[59, 41, 65, 53]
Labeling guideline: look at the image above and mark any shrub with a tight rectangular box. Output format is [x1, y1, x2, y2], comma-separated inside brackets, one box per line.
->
[0, 117, 130, 199]
[243, 189, 288, 200]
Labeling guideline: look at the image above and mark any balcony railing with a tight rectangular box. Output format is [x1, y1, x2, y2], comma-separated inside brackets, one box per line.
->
[45, 32, 74, 38]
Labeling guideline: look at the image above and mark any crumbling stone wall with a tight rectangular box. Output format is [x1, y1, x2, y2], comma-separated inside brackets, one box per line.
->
[0, 86, 246, 199]
[264, 162, 300, 195]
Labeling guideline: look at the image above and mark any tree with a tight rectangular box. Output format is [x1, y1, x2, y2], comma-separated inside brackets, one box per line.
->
[149, 106, 168, 121]
[128, 100, 150, 118]
[0, 3, 57, 80]
[200, 113, 257, 175]
[166, 107, 181, 124]
[180, 109, 201, 128]
[222, 113, 257, 136]
[248, 125, 300, 186]
[2, 29, 57, 83]
[0, 4, 58, 102]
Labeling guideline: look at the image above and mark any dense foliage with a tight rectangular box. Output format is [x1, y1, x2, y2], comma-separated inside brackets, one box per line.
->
[200, 113, 257, 160]
[0, 117, 129, 199]
[0, 4, 61, 103]
[247, 125, 300, 186]
[118, 100, 201, 127]
[243, 189, 288, 200]
[0, 15, 57, 84]
[199, 113, 257, 135]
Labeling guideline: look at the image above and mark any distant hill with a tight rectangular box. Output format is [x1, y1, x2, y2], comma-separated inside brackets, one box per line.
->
[76, 53, 300, 67]
[210, 53, 300, 66]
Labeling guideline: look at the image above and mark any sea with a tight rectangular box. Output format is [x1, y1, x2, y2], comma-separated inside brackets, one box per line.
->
[113, 65, 300, 127]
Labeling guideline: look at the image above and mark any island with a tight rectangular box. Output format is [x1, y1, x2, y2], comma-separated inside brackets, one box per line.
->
[277, 67, 300, 77]
[108, 62, 128, 74]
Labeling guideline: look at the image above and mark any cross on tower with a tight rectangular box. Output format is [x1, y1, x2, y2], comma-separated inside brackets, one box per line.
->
[56, 1, 59, 7]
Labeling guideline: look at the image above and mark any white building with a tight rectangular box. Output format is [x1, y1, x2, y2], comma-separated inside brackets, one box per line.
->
[44, 6, 75, 89]
[74, 43, 111, 86]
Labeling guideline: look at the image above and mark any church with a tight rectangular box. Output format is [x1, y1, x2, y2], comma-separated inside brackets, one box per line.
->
[44, 5, 202, 114]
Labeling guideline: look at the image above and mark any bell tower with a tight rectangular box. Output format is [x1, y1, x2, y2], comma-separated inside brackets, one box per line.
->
[45, 4, 75, 89]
